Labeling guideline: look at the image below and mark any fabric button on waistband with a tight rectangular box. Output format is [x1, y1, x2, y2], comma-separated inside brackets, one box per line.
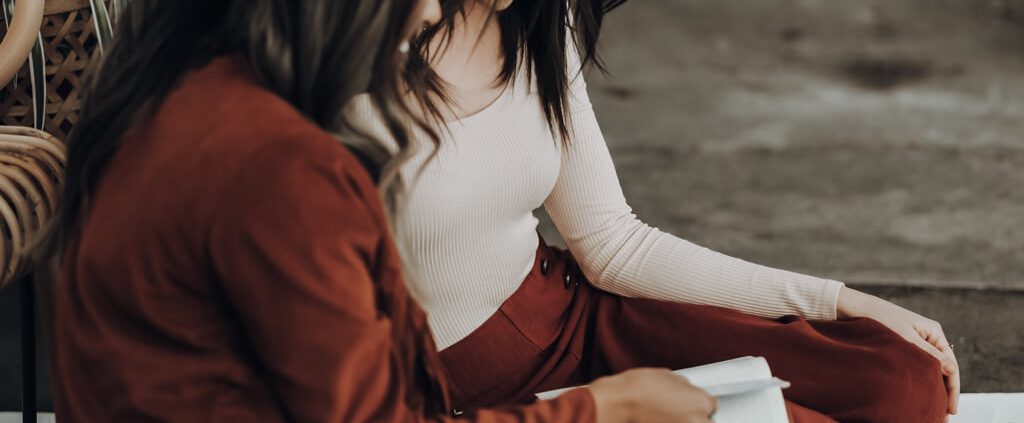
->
[563, 271, 572, 289]
[540, 258, 549, 275]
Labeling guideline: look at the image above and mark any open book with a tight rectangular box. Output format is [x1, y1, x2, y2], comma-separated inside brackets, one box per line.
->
[536, 356, 790, 423]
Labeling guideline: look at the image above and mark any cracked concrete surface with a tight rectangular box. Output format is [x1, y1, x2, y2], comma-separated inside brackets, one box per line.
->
[580, 0, 1024, 289]
[545, 0, 1024, 392]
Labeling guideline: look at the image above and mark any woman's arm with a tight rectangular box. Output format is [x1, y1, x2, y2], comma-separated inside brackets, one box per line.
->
[543, 50, 843, 320]
[206, 140, 596, 422]
[543, 52, 959, 413]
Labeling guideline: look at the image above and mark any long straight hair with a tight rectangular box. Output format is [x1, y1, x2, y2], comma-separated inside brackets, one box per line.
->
[41, 0, 449, 414]
[46, 0, 426, 254]
[405, 0, 629, 140]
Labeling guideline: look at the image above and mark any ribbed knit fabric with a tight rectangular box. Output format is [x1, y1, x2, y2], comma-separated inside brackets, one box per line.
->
[346, 51, 844, 350]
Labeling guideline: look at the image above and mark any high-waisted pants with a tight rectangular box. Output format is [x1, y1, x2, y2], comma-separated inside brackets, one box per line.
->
[439, 241, 948, 423]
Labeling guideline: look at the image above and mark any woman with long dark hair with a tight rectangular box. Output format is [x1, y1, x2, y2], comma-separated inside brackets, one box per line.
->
[43, 0, 719, 421]
[345, 0, 961, 421]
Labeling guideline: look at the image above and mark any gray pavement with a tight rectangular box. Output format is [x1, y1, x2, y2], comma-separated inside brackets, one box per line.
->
[584, 0, 1024, 289]
[561, 0, 1024, 392]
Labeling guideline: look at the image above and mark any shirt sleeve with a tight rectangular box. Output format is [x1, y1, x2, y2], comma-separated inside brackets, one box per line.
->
[208, 139, 596, 423]
[542, 48, 844, 321]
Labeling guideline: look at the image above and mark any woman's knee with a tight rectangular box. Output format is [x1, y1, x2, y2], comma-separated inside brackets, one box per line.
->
[854, 341, 948, 422]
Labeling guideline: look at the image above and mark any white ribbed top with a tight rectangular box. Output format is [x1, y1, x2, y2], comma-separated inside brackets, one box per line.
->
[346, 51, 844, 350]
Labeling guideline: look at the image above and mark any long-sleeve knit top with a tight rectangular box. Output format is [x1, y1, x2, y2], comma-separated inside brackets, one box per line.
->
[347, 50, 845, 350]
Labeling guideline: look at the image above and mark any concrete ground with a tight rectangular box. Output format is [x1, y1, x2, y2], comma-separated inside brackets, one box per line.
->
[563, 0, 1024, 391]
[582, 0, 1024, 289]
[2, 0, 1022, 412]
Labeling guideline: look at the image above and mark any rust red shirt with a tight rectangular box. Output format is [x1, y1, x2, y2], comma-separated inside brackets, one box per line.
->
[53, 57, 595, 423]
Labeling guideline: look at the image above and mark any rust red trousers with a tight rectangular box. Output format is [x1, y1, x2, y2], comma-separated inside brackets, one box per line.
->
[439, 242, 948, 423]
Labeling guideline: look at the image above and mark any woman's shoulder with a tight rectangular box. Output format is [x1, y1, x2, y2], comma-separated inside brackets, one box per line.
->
[174, 58, 371, 175]
[162, 57, 348, 162]
[152, 56, 384, 226]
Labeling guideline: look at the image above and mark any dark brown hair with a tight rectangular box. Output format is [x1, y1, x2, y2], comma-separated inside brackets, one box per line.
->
[49, 0, 425, 254]
[405, 0, 629, 140]
[44, 0, 449, 414]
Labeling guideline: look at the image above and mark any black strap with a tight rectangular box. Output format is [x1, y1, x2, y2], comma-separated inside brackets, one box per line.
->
[19, 276, 36, 423]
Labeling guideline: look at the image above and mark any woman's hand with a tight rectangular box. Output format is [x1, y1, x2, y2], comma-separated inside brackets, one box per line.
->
[589, 368, 717, 423]
[837, 287, 960, 416]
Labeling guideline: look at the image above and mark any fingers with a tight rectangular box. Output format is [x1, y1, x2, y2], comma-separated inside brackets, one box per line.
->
[940, 346, 960, 414]
[915, 325, 959, 374]
[913, 325, 961, 415]
[912, 340, 960, 415]
[706, 392, 719, 416]
[688, 386, 718, 421]
[931, 332, 951, 350]
[908, 335, 956, 376]
[946, 366, 961, 415]
[939, 343, 960, 414]
[926, 325, 961, 415]
[695, 393, 717, 423]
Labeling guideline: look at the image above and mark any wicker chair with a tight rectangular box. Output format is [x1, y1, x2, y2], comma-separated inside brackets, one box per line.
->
[2, 0, 113, 418]
[2, 0, 115, 140]
[0, 125, 63, 285]
[0, 0, 71, 287]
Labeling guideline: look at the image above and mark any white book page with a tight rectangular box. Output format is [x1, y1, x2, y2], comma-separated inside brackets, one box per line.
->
[707, 385, 788, 423]
[673, 356, 773, 386]
[536, 356, 789, 423]
[675, 357, 788, 423]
